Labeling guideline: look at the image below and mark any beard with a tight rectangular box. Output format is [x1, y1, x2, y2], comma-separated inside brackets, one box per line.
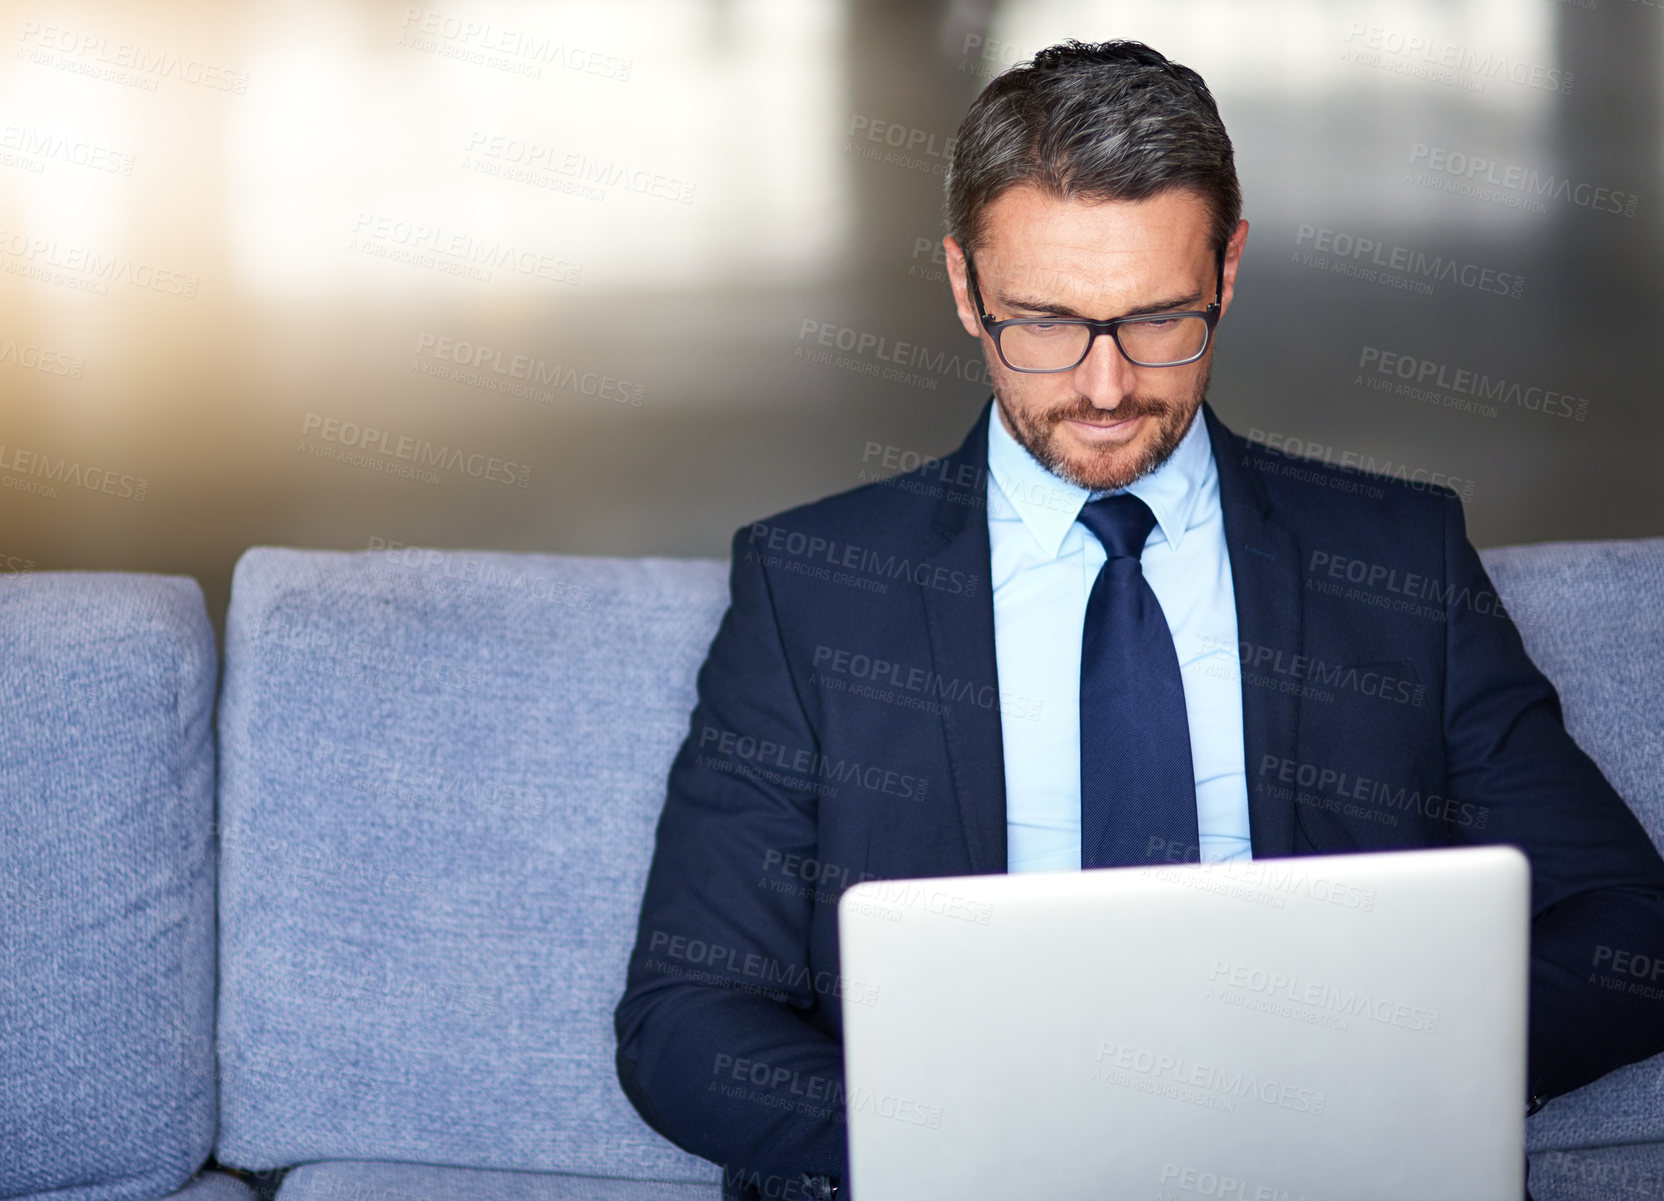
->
[992, 356, 1212, 493]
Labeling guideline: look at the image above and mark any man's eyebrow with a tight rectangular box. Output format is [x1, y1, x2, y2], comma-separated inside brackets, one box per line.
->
[997, 290, 1204, 319]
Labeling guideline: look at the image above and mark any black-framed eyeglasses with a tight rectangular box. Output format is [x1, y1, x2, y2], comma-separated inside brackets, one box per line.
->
[965, 251, 1225, 371]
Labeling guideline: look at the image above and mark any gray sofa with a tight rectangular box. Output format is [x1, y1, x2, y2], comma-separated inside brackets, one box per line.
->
[3, 538, 1662, 1201]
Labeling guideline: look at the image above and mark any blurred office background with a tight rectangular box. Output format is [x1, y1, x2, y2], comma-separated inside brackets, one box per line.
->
[2, 0, 1659, 638]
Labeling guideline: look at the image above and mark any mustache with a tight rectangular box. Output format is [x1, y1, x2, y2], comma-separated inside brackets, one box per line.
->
[1047, 397, 1172, 424]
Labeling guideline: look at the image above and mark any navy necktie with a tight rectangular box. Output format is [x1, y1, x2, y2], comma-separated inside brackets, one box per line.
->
[1075, 493, 1200, 869]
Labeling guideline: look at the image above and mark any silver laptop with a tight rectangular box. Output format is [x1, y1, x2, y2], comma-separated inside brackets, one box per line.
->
[838, 845, 1529, 1201]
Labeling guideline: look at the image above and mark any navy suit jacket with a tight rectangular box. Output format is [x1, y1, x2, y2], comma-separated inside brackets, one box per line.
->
[615, 397, 1664, 1190]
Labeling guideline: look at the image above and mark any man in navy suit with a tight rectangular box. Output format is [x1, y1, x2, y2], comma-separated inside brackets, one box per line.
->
[615, 40, 1664, 1200]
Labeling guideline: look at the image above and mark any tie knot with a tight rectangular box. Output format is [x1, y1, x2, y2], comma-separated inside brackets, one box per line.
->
[1076, 493, 1156, 561]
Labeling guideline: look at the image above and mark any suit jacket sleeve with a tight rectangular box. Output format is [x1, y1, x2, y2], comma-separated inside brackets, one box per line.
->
[614, 524, 848, 1183]
[1439, 492, 1664, 1104]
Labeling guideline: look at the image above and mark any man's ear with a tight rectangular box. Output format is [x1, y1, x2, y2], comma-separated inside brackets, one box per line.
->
[943, 236, 984, 340]
[1219, 218, 1249, 319]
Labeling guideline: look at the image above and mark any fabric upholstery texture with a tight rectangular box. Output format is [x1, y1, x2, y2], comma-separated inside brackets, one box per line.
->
[275, 1160, 721, 1201]
[1480, 540, 1664, 1153]
[161, 1173, 258, 1201]
[8, 536, 1660, 1194]
[0, 572, 219, 1201]
[213, 548, 725, 1184]
[1527, 1141, 1664, 1201]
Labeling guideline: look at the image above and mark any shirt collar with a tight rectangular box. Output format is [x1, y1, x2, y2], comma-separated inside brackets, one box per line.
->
[986, 402, 1213, 559]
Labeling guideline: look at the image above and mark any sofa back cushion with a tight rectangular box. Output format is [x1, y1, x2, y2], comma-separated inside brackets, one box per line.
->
[213, 547, 725, 1183]
[0, 573, 218, 1201]
[1481, 539, 1664, 1150]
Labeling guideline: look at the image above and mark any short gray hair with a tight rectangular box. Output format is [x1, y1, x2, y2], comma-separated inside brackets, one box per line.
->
[945, 39, 1241, 261]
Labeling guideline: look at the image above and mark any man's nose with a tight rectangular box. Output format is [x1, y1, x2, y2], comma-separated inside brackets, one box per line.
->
[1069, 328, 1141, 408]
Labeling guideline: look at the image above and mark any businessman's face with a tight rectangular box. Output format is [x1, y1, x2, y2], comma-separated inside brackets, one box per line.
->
[946, 185, 1247, 493]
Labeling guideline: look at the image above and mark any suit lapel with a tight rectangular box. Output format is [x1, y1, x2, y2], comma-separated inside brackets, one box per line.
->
[913, 397, 1303, 872]
[1202, 402, 1301, 858]
[917, 397, 1009, 875]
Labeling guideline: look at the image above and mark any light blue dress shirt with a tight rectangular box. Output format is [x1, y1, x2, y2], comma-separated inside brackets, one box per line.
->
[986, 405, 1252, 871]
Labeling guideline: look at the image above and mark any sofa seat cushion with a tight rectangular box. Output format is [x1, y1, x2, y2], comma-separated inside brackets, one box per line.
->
[275, 1161, 720, 1201]
[162, 1173, 258, 1201]
[1527, 1060, 1664, 1154]
[1528, 1141, 1664, 1200]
